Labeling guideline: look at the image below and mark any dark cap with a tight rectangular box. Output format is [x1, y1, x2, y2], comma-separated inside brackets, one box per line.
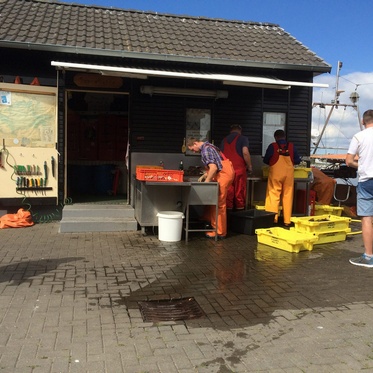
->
[274, 129, 285, 138]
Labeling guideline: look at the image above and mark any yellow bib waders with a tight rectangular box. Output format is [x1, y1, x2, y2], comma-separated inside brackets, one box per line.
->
[264, 155, 294, 225]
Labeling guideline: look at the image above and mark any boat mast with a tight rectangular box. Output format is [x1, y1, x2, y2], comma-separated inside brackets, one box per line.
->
[312, 61, 360, 154]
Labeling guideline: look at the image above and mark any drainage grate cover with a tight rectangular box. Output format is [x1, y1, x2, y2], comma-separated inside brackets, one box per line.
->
[138, 297, 205, 322]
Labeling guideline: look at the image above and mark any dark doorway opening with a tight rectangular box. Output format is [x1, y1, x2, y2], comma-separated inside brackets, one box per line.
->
[66, 91, 129, 204]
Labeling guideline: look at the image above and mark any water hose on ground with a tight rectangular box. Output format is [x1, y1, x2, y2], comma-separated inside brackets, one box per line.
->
[347, 218, 362, 235]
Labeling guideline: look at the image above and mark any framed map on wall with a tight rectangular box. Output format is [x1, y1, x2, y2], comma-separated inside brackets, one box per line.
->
[0, 83, 57, 148]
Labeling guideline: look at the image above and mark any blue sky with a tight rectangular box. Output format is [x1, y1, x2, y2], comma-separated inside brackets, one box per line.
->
[85, 0, 373, 153]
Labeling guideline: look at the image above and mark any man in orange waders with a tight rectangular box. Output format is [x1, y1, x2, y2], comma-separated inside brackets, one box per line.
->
[187, 138, 235, 239]
[263, 130, 301, 226]
[220, 124, 253, 211]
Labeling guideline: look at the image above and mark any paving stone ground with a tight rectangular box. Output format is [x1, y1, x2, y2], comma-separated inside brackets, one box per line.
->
[0, 220, 373, 373]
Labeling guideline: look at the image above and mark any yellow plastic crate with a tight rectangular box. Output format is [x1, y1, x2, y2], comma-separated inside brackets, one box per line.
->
[294, 167, 312, 179]
[255, 227, 318, 253]
[290, 214, 351, 234]
[255, 204, 282, 211]
[262, 166, 311, 179]
[312, 227, 351, 245]
[314, 205, 343, 216]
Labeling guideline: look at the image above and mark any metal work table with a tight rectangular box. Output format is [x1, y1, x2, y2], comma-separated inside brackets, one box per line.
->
[134, 179, 190, 234]
[245, 176, 263, 209]
[246, 174, 314, 216]
[184, 182, 219, 242]
[134, 178, 219, 240]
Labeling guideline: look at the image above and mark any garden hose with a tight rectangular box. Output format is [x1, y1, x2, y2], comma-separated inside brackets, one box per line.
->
[1, 146, 70, 223]
[346, 218, 362, 235]
[347, 231, 362, 235]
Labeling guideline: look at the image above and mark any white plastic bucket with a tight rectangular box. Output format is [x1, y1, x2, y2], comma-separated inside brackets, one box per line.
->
[157, 211, 185, 242]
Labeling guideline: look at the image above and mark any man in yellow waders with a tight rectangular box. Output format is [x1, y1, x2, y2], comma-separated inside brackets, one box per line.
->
[263, 130, 301, 226]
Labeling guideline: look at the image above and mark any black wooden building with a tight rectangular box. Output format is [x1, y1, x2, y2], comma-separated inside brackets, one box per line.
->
[0, 0, 331, 208]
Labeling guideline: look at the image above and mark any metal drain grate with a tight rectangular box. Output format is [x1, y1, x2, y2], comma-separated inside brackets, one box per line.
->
[138, 297, 205, 322]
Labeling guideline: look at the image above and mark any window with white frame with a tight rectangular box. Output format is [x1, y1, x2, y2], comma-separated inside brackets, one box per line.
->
[262, 112, 286, 155]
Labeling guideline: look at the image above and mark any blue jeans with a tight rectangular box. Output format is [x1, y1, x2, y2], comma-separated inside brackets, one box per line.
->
[357, 179, 373, 216]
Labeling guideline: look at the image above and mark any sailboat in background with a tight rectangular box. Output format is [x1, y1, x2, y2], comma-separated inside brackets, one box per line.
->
[307, 62, 361, 215]
[309, 61, 362, 180]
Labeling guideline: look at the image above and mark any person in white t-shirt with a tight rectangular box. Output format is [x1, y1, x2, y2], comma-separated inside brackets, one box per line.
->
[346, 109, 373, 267]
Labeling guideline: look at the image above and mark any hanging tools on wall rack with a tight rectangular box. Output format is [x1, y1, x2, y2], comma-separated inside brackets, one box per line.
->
[51, 156, 55, 177]
[44, 161, 48, 186]
[0, 139, 5, 169]
[14, 161, 52, 195]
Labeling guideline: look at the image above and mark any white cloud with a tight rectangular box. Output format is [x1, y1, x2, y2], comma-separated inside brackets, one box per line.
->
[311, 72, 373, 154]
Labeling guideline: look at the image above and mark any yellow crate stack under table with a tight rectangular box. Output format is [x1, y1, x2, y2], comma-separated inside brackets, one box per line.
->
[255, 203, 282, 212]
[262, 166, 312, 179]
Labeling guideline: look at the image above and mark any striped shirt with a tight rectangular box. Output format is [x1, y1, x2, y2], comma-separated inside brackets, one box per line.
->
[200, 142, 223, 171]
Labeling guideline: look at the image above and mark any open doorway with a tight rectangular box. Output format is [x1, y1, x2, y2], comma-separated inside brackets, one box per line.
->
[65, 90, 129, 204]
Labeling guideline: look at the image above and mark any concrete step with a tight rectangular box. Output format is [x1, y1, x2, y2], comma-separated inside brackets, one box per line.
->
[59, 216, 138, 233]
[59, 204, 138, 233]
[62, 204, 134, 219]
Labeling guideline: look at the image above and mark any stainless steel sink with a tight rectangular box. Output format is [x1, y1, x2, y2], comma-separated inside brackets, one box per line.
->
[183, 176, 200, 182]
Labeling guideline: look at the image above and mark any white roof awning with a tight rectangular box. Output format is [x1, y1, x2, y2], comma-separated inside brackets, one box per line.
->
[51, 61, 329, 90]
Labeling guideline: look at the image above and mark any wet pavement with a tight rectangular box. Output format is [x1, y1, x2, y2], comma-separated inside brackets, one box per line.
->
[0, 220, 373, 372]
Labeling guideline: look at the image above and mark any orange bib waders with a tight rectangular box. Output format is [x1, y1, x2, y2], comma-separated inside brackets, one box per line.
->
[210, 158, 235, 236]
[223, 135, 247, 210]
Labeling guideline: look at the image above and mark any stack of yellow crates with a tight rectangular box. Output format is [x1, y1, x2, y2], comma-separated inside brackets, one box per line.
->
[314, 205, 343, 216]
[255, 214, 352, 253]
[255, 227, 318, 253]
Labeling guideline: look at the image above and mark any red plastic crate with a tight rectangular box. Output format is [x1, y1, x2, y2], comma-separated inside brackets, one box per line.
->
[136, 168, 184, 182]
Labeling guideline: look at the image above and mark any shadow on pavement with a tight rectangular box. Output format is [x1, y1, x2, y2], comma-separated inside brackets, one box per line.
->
[0, 257, 85, 285]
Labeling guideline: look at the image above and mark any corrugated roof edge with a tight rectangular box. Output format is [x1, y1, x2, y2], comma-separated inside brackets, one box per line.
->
[1, 0, 332, 74]
[0, 39, 331, 74]
[35, 0, 280, 27]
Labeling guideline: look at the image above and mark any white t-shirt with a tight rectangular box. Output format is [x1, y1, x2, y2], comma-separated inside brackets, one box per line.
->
[347, 126, 373, 182]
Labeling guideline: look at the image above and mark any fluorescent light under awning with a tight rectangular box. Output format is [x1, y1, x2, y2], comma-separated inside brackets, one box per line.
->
[51, 61, 329, 89]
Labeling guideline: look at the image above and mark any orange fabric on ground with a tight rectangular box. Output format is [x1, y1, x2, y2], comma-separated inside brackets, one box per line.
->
[265, 155, 294, 224]
[0, 208, 34, 229]
[311, 167, 337, 205]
